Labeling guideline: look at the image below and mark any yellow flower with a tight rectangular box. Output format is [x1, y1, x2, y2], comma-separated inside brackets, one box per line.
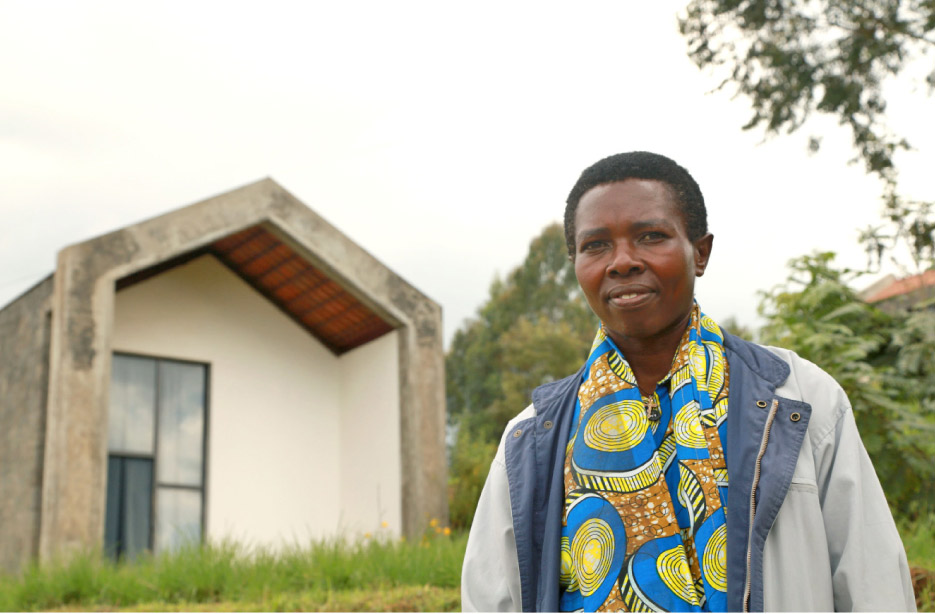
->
[364, 532, 372, 539]
[443, 527, 451, 536]
[429, 517, 439, 528]
[381, 521, 389, 529]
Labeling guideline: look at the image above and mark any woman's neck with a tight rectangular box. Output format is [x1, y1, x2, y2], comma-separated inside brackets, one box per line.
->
[609, 313, 691, 394]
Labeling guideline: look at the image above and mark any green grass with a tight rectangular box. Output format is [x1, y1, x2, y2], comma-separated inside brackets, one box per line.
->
[0, 532, 467, 612]
[901, 513, 935, 570]
[899, 513, 935, 611]
[2, 518, 932, 612]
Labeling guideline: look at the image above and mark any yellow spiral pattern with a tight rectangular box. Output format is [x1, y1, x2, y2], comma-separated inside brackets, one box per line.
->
[583, 400, 647, 452]
[608, 352, 638, 385]
[690, 344, 708, 392]
[571, 518, 614, 597]
[703, 524, 728, 592]
[702, 396, 729, 428]
[704, 341, 726, 395]
[560, 536, 579, 591]
[675, 401, 706, 448]
[669, 365, 691, 396]
[678, 464, 706, 532]
[657, 546, 700, 605]
[589, 329, 607, 354]
[701, 314, 722, 338]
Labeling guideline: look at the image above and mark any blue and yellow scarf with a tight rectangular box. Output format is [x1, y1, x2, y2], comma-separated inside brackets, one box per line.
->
[560, 305, 730, 612]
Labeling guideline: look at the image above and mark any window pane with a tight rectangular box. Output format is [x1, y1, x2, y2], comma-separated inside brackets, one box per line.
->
[108, 355, 156, 454]
[122, 458, 154, 559]
[157, 362, 205, 486]
[104, 457, 123, 559]
[155, 487, 202, 554]
[104, 456, 153, 560]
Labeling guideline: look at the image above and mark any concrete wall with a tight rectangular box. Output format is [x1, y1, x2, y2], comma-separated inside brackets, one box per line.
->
[0, 277, 54, 573]
[112, 255, 401, 547]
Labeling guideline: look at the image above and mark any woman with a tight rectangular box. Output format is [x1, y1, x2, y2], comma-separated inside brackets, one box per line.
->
[461, 152, 915, 612]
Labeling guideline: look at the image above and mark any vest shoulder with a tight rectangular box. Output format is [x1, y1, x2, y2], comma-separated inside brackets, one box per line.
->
[530, 368, 585, 416]
[758, 345, 844, 400]
[755, 344, 851, 439]
[728, 337, 850, 439]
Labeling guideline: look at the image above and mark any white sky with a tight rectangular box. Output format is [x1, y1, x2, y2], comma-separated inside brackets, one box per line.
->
[2, 1, 932, 346]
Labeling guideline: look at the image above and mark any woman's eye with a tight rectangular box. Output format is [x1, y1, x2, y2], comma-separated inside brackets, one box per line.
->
[581, 241, 606, 252]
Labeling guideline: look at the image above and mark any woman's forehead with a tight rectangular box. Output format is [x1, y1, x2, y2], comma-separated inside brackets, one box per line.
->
[575, 180, 686, 231]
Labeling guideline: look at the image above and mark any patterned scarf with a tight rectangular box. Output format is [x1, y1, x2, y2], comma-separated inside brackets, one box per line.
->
[559, 304, 730, 612]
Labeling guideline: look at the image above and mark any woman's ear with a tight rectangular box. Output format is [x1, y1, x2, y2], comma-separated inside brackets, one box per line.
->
[694, 233, 714, 277]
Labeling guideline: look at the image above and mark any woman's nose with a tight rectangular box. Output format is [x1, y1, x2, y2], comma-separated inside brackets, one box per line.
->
[607, 243, 643, 276]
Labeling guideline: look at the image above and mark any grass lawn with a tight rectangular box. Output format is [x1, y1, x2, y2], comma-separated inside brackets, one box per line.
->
[44, 585, 460, 612]
[0, 531, 466, 612]
[1, 517, 932, 612]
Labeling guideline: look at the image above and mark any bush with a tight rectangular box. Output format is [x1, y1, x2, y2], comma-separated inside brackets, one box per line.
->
[759, 253, 935, 517]
[447, 424, 497, 530]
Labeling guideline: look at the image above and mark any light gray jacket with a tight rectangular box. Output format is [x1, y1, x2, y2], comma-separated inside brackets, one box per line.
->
[462, 335, 916, 611]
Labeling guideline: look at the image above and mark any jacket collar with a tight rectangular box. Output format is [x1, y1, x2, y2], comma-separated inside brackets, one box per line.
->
[723, 332, 790, 388]
[530, 366, 586, 419]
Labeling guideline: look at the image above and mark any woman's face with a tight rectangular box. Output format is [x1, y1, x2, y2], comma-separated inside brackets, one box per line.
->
[573, 179, 713, 350]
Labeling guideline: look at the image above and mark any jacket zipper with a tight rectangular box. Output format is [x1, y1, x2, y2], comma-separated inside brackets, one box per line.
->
[743, 399, 779, 612]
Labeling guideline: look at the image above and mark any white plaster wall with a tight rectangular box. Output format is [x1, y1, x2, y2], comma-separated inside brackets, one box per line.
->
[111, 254, 401, 548]
[339, 331, 401, 535]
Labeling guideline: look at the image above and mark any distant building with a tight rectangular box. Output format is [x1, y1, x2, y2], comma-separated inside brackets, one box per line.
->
[859, 269, 935, 312]
[0, 179, 447, 573]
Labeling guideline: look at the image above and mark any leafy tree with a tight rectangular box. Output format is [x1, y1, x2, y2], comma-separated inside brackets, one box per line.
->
[681, 0, 935, 516]
[679, 0, 935, 271]
[446, 223, 597, 528]
[758, 252, 935, 516]
[680, 0, 935, 181]
[446, 223, 596, 436]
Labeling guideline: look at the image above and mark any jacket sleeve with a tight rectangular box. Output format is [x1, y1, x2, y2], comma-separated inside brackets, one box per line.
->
[461, 449, 522, 612]
[815, 403, 917, 611]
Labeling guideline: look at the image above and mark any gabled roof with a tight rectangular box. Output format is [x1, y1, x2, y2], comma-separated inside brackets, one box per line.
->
[61, 177, 429, 355]
[861, 269, 935, 305]
[116, 223, 394, 354]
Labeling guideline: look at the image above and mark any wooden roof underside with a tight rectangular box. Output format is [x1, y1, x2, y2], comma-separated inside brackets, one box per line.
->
[115, 224, 395, 355]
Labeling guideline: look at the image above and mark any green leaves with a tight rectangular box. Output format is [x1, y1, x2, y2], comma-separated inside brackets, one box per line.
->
[445, 223, 597, 528]
[758, 252, 935, 517]
[446, 223, 595, 433]
[680, 0, 935, 180]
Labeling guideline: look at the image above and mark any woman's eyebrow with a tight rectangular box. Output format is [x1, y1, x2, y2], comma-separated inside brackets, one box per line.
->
[631, 218, 675, 231]
[575, 227, 609, 242]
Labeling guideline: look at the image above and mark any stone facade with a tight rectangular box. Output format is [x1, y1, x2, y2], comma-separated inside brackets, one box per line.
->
[0, 276, 53, 572]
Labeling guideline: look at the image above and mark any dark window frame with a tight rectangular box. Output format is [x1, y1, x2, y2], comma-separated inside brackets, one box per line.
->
[106, 351, 211, 558]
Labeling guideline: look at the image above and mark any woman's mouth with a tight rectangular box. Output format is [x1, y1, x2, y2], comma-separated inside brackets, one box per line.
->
[607, 288, 654, 308]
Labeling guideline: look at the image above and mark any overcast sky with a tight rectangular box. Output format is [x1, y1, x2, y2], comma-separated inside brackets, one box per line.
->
[2, 1, 932, 346]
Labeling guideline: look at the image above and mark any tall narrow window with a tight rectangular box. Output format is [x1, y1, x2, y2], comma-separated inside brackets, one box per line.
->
[105, 354, 207, 559]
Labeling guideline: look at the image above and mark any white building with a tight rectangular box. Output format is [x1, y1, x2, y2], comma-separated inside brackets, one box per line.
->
[0, 179, 447, 572]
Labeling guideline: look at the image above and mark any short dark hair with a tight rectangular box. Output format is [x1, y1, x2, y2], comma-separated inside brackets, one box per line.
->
[563, 151, 707, 257]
